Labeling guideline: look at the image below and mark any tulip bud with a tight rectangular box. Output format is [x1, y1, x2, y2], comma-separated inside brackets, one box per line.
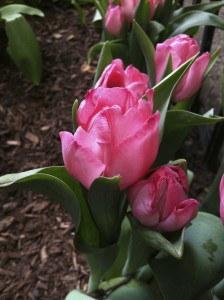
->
[128, 166, 199, 232]
[155, 34, 210, 102]
[105, 4, 124, 36]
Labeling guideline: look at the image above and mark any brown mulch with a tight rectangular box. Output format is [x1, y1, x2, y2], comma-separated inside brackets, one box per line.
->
[0, 2, 99, 299]
[0, 2, 216, 299]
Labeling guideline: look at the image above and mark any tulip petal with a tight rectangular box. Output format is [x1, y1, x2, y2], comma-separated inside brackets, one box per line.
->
[78, 87, 136, 129]
[128, 181, 160, 227]
[172, 52, 210, 102]
[220, 175, 224, 224]
[156, 199, 199, 232]
[107, 111, 160, 189]
[95, 59, 125, 88]
[105, 5, 124, 37]
[155, 44, 173, 83]
[60, 130, 105, 189]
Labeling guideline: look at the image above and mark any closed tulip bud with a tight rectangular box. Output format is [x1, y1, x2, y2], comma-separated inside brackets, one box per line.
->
[105, 4, 124, 36]
[128, 166, 199, 232]
[155, 34, 210, 102]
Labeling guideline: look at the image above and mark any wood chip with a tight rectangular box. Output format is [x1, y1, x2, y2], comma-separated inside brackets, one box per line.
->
[25, 131, 39, 146]
[6, 140, 21, 146]
[40, 246, 48, 264]
[0, 216, 15, 232]
[0, 268, 15, 277]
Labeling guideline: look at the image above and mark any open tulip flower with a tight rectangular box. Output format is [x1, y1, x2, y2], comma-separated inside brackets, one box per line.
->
[60, 88, 160, 190]
[128, 165, 199, 232]
[95, 58, 149, 98]
[155, 34, 210, 102]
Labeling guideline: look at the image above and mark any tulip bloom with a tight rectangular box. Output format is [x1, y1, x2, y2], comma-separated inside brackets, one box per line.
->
[220, 175, 224, 224]
[105, 0, 162, 36]
[120, 0, 139, 22]
[60, 89, 160, 190]
[149, 0, 163, 19]
[128, 166, 199, 232]
[95, 59, 149, 99]
[105, 4, 124, 36]
[155, 34, 210, 102]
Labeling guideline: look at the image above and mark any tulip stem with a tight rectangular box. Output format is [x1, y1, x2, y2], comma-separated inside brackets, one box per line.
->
[87, 273, 101, 293]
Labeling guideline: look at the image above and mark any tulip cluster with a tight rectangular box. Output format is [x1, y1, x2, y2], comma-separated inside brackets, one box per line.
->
[60, 55, 201, 233]
[105, 0, 162, 36]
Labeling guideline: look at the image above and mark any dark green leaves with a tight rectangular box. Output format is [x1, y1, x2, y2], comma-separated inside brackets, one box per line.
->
[150, 213, 224, 300]
[88, 176, 127, 245]
[154, 109, 224, 166]
[0, 4, 44, 84]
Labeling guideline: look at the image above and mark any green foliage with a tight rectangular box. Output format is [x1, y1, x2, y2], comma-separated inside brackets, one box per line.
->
[149, 212, 224, 300]
[0, 4, 44, 84]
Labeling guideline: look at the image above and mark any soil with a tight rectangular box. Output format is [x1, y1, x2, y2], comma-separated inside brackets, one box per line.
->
[0, 1, 217, 299]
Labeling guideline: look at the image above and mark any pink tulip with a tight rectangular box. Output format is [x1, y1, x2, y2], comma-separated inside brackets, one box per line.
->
[149, 0, 163, 19]
[155, 34, 210, 102]
[60, 89, 160, 190]
[220, 175, 224, 223]
[120, 0, 139, 22]
[95, 59, 149, 99]
[105, 4, 124, 36]
[128, 166, 199, 232]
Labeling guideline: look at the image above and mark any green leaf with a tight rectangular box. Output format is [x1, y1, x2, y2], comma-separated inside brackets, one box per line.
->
[71, 0, 86, 28]
[200, 162, 224, 216]
[0, 167, 80, 227]
[129, 0, 150, 70]
[204, 48, 221, 78]
[0, 4, 44, 21]
[158, 0, 176, 27]
[149, 212, 224, 300]
[87, 244, 119, 292]
[105, 217, 131, 279]
[88, 40, 128, 65]
[72, 99, 79, 132]
[93, 41, 113, 86]
[154, 109, 224, 166]
[132, 20, 155, 86]
[147, 21, 165, 44]
[167, 11, 224, 37]
[122, 221, 155, 276]
[127, 213, 185, 259]
[39, 167, 100, 250]
[213, 278, 224, 299]
[6, 16, 42, 85]
[101, 278, 161, 300]
[88, 176, 127, 245]
[153, 54, 198, 139]
[173, 1, 224, 19]
[65, 289, 96, 300]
